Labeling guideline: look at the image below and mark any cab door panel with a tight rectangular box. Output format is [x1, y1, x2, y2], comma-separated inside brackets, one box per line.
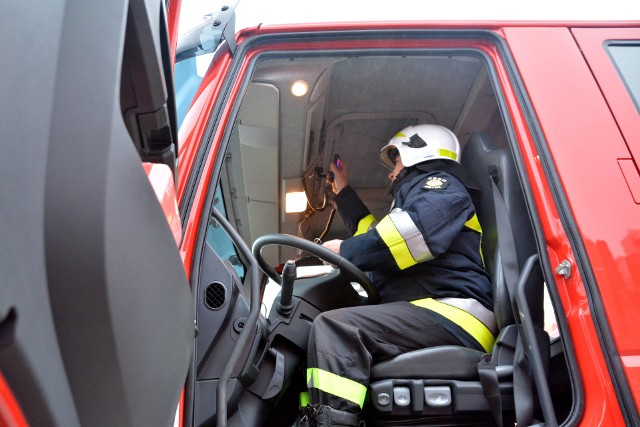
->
[572, 28, 640, 163]
[0, 0, 193, 425]
[504, 26, 638, 424]
[572, 26, 640, 411]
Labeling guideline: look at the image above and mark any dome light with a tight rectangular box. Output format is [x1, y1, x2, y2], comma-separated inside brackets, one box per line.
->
[291, 80, 309, 97]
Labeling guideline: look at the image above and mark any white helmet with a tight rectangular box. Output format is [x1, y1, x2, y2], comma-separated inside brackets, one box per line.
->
[380, 124, 461, 169]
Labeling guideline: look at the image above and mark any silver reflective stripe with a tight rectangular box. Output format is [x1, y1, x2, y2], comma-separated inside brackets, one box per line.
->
[388, 208, 433, 263]
[437, 298, 497, 335]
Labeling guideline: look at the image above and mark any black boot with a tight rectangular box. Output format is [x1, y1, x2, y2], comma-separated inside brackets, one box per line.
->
[298, 404, 318, 427]
[300, 404, 360, 427]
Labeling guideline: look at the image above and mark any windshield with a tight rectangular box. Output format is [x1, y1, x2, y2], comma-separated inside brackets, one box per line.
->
[174, 0, 235, 128]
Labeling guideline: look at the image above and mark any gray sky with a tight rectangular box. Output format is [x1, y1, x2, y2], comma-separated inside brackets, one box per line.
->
[180, 0, 640, 37]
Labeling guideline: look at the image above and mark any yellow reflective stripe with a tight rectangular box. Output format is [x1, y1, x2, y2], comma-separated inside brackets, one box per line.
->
[464, 213, 485, 268]
[437, 148, 458, 161]
[464, 213, 482, 234]
[394, 132, 407, 138]
[354, 214, 376, 236]
[306, 368, 367, 408]
[299, 391, 310, 408]
[411, 298, 495, 352]
[387, 209, 433, 263]
[375, 216, 416, 270]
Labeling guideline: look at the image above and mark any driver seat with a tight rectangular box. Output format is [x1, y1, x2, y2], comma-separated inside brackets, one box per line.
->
[366, 132, 545, 423]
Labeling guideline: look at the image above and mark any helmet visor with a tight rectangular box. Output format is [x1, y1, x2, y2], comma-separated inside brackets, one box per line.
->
[380, 147, 399, 170]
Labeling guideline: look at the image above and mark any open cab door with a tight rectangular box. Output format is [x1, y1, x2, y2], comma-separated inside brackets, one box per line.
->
[0, 0, 193, 425]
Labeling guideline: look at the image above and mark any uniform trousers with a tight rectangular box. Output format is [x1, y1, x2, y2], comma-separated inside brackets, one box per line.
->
[306, 301, 463, 413]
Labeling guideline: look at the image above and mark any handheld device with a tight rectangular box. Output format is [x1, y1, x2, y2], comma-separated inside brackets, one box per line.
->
[328, 153, 341, 182]
[332, 153, 342, 168]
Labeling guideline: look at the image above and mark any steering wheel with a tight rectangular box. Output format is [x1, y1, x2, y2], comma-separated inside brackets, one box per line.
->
[251, 234, 379, 304]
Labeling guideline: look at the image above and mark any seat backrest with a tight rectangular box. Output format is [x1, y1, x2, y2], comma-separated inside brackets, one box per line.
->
[462, 132, 543, 330]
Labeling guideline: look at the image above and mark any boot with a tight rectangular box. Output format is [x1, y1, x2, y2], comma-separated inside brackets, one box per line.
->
[298, 404, 318, 427]
[303, 404, 360, 427]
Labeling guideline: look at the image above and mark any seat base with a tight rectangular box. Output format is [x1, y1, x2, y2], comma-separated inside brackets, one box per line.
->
[368, 378, 514, 417]
[371, 346, 485, 381]
[361, 412, 511, 427]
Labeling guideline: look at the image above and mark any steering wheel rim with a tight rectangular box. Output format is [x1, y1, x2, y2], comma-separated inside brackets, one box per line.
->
[251, 233, 379, 303]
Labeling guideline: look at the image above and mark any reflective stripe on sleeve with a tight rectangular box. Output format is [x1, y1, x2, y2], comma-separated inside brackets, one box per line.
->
[411, 298, 496, 352]
[375, 209, 433, 270]
[306, 368, 368, 408]
[354, 214, 376, 236]
[464, 213, 482, 234]
[463, 213, 485, 267]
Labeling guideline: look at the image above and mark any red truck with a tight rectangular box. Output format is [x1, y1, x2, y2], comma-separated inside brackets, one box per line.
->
[1, 1, 639, 426]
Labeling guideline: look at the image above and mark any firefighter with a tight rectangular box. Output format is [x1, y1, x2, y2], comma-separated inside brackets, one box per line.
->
[300, 124, 495, 426]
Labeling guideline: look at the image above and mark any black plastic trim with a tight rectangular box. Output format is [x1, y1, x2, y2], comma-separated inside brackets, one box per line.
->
[516, 255, 558, 426]
[209, 208, 261, 427]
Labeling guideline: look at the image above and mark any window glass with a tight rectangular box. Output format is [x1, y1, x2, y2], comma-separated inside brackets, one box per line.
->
[174, 53, 214, 129]
[206, 185, 246, 280]
[607, 43, 640, 113]
[175, 0, 225, 129]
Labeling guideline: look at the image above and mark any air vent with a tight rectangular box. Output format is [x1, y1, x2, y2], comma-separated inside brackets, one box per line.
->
[204, 282, 226, 310]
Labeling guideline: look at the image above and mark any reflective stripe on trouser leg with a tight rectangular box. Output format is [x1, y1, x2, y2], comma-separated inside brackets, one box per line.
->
[306, 368, 367, 409]
[375, 209, 433, 270]
[299, 391, 310, 408]
[306, 303, 463, 412]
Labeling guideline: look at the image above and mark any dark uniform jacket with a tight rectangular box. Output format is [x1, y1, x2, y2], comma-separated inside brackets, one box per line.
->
[335, 164, 492, 311]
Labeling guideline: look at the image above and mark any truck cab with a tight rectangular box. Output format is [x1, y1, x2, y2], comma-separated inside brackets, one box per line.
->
[1, 1, 639, 426]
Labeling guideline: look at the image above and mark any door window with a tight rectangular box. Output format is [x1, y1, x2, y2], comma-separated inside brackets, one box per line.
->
[206, 185, 246, 280]
[606, 43, 640, 113]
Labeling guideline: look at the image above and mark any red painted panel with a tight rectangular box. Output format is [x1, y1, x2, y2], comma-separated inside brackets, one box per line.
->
[573, 28, 640, 166]
[176, 24, 632, 423]
[572, 26, 640, 410]
[143, 163, 181, 245]
[0, 374, 27, 427]
[166, 0, 182, 68]
[505, 26, 638, 421]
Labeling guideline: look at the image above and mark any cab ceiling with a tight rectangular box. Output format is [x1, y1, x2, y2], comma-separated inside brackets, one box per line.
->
[251, 54, 486, 184]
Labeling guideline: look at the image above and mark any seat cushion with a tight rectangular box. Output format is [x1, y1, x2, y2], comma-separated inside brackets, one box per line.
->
[370, 345, 485, 381]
